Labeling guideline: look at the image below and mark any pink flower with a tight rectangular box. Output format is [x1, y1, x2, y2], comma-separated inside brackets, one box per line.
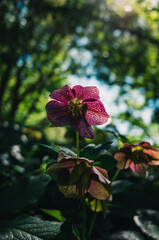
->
[114, 141, 159, 177]
[46, 85, 109, 139]
[46, 152, 112, 200]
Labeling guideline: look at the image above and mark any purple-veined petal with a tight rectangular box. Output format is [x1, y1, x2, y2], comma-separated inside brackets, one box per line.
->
[73, 85, 100, 101]
[94, 166, 109, 180]
[88, 179, 111, 200]
[137, 141, 151, 147]
[46, 100, 71, 126]
[92, 166, 110, 184]
[130, 162, 148, 177]
[46, 161, 75, 176]
[50, 85, 74, 103]
[124, 159, 132, 169]
[58, 152, 94, 164]
[148, 160, 159, 165]
[70, 115, 94, 139]
[143, 148, 159, 160]
[114, 152, 126, 169]
[85, 100, 109, 125]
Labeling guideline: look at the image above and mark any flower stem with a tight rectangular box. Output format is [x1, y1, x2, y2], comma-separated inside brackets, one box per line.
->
[88, 200, 97, 239]
[82, 200, 87, 240]
[112, 168, 120, 182]
[76, 131, 80, 157]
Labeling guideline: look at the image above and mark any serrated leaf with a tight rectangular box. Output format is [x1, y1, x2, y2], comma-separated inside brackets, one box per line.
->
[0, 215, 62, 240]
[40, 209, 66, 222]
[109, 230, 144, 240]
[112, 180, 133, 194]
[0, 174, 50, 216]
[134, 209, 159, 240]
[95, 154, 117, 171]
[80, 142, 112, 160]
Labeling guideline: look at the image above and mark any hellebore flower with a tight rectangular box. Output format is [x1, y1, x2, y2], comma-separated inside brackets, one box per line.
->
[114, 141, 159, 177]
[46, 85, 109, 139]
[46, 152, 112, 200]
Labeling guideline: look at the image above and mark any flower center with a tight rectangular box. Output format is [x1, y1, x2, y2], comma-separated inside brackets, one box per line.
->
[68, 98, 83, 117]
[131, 146, 148, 163]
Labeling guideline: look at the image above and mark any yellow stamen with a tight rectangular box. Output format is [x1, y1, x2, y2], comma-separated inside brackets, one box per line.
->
[68, 98, 83, 117]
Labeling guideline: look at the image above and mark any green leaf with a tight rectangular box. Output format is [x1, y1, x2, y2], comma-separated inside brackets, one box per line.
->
[59, 146, 76, 157]
[134, 209, 159, 240]
[80, 142, 112, 160]
[39, 144, 59, 158]
[95, 154, 117, 171]
[109, 230, 144, 240]
[0, 174, 51, 216]
[40, 144, 76, 157]
[40, 208, 66, 222]
[72, 224, 80, 240]
[104, 130, 130, 143]
[0, 215, 62, 240]
[112, 180, 133, 194]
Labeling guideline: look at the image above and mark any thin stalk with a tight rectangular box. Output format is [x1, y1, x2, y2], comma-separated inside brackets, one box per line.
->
[76, 131, 80, 157]
[112, 168, 120, 182]
[88, 200, 97, 238]
[82, 200, 87, 240]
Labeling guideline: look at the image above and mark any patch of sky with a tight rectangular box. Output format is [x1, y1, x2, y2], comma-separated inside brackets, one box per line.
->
[150, 0, 159, 7]
[148, 98, 159, 109]
[76, 37, 89, 47]
[19, 6, 28, 19]
[129, 126, 144, 138]
[69, 48, 92, 66]
[17, 1, 23, 9]
[125, 76, 134, 84]
[76, 26, 83, 33]
[113, 29, 121, 37]
[25, 54, 33, 68]
[17, 54, 33, 68]
[17, 58, 24, 67]
[141, 107, 153, 124]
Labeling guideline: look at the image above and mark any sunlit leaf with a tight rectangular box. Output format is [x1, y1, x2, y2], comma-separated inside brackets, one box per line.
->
[134, 209, 159, 240]
[40, 208, 66, 222]
[109, 230, 144, 240]
[40, 144, 76, 157]
[80, 142, 112, 160]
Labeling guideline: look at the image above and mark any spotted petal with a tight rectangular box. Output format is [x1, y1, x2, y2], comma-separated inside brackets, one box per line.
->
[88, 178, 111, 200]
[46, 161, 75, 176]
[73, 85, 100, 101]
[70, 115, 94, 139]
[50, 85, 74, 103]
[85, 100, 109, 125]
[46, 100, 71, 126]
